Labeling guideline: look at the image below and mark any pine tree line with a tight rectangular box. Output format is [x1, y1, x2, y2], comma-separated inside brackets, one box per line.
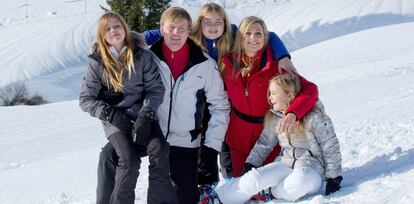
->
[107, 0, 171, 32]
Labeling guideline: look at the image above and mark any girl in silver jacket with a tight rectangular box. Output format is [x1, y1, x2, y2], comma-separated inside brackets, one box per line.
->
[200, 74, 342, 203]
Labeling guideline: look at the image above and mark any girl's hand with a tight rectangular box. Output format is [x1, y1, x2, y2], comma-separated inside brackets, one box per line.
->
[278, 112, 297, 133]
[278, 57, 297, 74]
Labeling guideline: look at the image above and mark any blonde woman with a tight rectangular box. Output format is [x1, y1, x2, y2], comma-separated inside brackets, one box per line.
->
[221, 16, 318, 180]
[200, 74, 342, 203]
[79, 12, 176, 204]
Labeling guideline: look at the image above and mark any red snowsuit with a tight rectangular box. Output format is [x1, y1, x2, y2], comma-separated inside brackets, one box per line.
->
[221, 46, 319, 177]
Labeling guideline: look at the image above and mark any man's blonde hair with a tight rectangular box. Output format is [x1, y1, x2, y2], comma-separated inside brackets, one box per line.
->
[160, 7, 192, 29]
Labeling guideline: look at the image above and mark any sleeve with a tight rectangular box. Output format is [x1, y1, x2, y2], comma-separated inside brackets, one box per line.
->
[268, 31, 291, 60]
[140, 51, 165, 115]
[79, 59, 108, 119]
[142, 30, 162, 46]
[230, 24, 238, 39]
[203, 61, 231, 152]
[246, 127, 279, 167]
[285, 74, 318, 120]
[312, 112, 342, 179]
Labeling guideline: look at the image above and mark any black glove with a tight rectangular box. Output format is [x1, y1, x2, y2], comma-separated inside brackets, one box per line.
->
[198, 145, 219, 185]
[325, 176, 343, 195]
[132, 110, 154, 146]
[100, 107, 134, 133]
[242, 163, 257, 175]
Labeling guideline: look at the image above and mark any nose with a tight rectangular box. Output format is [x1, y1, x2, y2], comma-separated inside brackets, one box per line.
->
[249, 34, 256, 41]
[172, 28, 179, 34]
[110, 28, 117, 34]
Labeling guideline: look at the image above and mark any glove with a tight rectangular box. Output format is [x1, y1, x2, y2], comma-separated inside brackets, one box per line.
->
[198, 145, 219, 185]
[242, 163, 257, 175]
[100, 107, 134, 133]
[132, 110, 154, 146]
[325, 176, 343, 195]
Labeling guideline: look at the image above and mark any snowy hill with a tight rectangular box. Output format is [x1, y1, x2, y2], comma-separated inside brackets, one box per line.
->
[1, 0, 414, 203]
[1, 0, 413, 102]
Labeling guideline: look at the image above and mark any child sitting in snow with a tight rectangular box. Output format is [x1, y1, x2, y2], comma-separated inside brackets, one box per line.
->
[200, 74, 343, 203]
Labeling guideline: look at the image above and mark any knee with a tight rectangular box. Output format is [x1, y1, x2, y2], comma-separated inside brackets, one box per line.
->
[239, 168, 260, 195]
[147, 135, 169, 158]
[272, 167, 322, 201]
[98, 143, 118, 167]
[119, 151, 141, 169]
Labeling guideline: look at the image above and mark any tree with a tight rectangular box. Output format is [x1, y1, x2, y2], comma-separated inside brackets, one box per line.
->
[107, 0, 171, 32]
[0, 82, 47, 106]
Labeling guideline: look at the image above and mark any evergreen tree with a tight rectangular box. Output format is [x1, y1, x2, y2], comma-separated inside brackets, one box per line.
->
[107, 0, 171, 32]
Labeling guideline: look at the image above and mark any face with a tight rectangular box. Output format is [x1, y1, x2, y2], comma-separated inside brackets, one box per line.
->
[201, 11, 225, 40]
[161, 18, 190, 52]
[243, 22, 265, 57]
[105, 17, 126, 49]
[269, 82, 291, 112]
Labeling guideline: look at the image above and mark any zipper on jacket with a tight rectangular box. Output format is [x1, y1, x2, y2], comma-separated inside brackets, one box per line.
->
[174, 75, 185, 99]
[288, 137, 297, 168]
[165, 75, 175, 139]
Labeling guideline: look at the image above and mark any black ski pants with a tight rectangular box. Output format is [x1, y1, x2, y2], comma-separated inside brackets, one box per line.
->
[96, 122, 176, 204]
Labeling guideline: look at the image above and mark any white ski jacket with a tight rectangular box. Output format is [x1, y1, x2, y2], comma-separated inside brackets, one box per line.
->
[149, 38, 230, 151]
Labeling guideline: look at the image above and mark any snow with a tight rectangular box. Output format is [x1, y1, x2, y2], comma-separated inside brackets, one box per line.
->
[0, 0, 413, 203]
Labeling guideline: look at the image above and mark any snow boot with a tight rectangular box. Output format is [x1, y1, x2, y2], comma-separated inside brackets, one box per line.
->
[250, 187, 275, 202]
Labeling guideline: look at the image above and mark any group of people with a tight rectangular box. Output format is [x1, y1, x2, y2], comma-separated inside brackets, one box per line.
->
[79, 3, 342, 204]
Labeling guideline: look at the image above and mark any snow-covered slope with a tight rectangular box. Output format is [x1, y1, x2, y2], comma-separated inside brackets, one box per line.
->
[1, 0, 414, 203]
[0, 0, 413, 102]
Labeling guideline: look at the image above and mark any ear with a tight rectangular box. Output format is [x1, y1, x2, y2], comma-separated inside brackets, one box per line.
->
[160, 26, 165, 36]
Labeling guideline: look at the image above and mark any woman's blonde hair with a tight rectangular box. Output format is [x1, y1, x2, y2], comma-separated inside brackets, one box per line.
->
[223, 16, 269, 75]
[95, 11, 135, 92]
[264, 73, 305, 137]
[190, 3, 233, 67]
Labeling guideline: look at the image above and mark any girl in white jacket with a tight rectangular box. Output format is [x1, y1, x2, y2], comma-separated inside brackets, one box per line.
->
[199, 74, 342, 203]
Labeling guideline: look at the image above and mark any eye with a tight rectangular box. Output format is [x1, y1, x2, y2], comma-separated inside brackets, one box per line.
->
[254, 32, 263, 37]
[244, 32, 252, 36]
[178, 27, 186, 33]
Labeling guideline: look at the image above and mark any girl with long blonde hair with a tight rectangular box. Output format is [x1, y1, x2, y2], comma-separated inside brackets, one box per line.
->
[79, 11, 176, 204]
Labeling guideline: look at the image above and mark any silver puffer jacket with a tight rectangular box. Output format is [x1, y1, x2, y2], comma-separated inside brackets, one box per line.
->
[246, 100, 342, 180]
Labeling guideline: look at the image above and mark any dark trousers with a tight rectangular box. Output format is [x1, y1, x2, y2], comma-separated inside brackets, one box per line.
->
[96, 122, 176, 204]
[198, 105, 232, 184]
[170, 146, 199, 204]
[219, 141, 233, 179]
[197, 140, 233, 185]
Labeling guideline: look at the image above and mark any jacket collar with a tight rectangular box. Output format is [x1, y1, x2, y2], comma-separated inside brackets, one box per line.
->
[150, 38, 208, 70]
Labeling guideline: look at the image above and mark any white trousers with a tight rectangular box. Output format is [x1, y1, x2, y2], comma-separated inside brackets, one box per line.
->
[216, 162, 322, 203]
